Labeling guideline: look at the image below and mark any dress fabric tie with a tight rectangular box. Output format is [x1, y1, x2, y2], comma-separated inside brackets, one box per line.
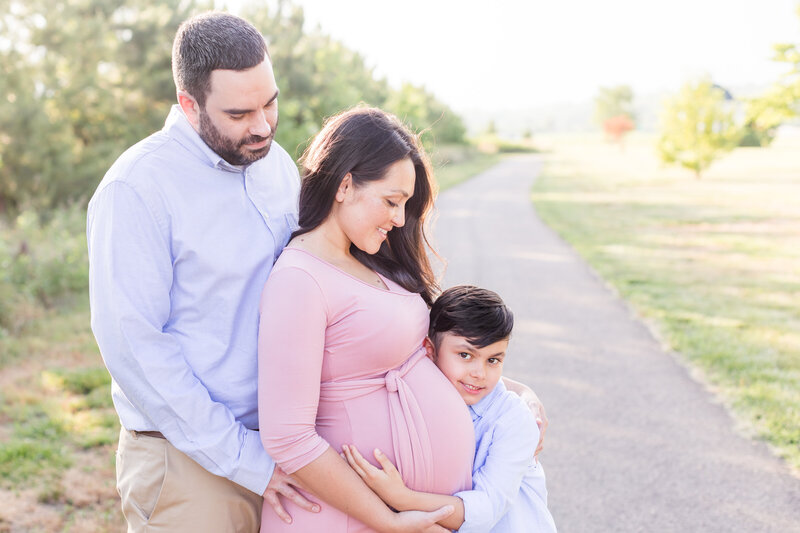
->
[318, 347, 433, 489]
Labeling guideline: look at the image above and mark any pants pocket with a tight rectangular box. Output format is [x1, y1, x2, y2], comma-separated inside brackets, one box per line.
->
[117, 432, 169, 524]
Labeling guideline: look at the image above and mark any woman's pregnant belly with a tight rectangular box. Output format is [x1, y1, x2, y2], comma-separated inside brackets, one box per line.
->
[316, 355, 475, 495]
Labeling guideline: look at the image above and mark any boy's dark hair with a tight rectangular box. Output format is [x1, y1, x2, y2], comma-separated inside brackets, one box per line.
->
[429, 285, 514, 349]
[172, 12, 269, 107]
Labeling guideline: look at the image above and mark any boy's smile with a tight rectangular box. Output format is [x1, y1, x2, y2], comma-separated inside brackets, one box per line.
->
[429, 334, 508, 405]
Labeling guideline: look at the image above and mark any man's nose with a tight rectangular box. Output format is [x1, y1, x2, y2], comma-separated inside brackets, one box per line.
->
[250, 109, 271, 137]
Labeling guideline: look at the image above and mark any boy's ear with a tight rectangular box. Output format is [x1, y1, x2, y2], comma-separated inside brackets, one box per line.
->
[423, 337, 436, 360]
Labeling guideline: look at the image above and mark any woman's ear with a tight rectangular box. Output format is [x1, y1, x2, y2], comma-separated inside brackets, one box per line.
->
[335, 173, 352, 203]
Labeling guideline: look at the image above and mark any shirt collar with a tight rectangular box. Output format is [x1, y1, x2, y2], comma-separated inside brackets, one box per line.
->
[468, 379, 507, 420]
[163, 105, 246, 174]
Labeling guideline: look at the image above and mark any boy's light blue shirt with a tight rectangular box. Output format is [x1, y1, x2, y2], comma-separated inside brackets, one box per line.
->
[456, 380, 557, 533]
[87, 105, 300, 495]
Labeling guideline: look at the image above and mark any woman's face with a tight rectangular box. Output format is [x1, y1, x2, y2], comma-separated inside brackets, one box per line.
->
[335, 158, 416, 254]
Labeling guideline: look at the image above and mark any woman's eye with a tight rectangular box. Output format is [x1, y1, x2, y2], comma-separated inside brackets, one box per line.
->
[386, 199, 398, 208]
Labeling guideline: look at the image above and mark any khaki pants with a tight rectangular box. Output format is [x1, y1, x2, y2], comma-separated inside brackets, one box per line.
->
[116, 429, 262, 533]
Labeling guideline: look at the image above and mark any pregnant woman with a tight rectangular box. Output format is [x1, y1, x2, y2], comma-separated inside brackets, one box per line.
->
[258, 107, 475, 531]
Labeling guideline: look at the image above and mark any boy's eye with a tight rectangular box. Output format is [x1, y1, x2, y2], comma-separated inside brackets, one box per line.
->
[488, 358, 502, 365]
[458, 352, 471, 360]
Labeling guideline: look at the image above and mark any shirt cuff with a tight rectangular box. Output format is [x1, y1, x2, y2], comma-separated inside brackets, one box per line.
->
[454, 490, 493, 533]
[230, 428, 276, 495]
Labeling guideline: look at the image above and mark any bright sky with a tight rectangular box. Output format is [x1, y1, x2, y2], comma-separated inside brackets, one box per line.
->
[255, 0, 800, 114]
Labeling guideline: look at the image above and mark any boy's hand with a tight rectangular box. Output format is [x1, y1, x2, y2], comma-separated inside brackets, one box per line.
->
[343, 444, 411, 509]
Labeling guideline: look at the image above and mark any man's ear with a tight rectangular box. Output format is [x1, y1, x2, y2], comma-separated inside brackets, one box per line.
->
[335, 173, 353, 203]
[423, 337, 436, 361]
[177, 91, 201, 129]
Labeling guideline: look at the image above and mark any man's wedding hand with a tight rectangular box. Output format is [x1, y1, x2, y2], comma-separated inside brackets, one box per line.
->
[263, 466, 320, 524]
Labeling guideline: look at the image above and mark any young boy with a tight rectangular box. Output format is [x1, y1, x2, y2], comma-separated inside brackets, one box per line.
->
[343, 285, 557, 532]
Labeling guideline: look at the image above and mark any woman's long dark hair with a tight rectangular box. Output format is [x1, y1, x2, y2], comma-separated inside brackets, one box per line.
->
[294, 106, 440, 305]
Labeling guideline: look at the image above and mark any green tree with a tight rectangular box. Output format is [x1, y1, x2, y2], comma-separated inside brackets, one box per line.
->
[243, 1, 389, 158]
[384, 82, 467, 150]
[657, 79, 740, 178]
[594, 85, 636, 125]
[747, 4, 799, 136]
[245, 2, 466, 157]
[0, 0, 467, 212]
[0, 0, 206, 213]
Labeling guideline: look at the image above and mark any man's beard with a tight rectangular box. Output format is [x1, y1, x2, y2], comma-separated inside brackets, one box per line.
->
[198, 110, 277, 166]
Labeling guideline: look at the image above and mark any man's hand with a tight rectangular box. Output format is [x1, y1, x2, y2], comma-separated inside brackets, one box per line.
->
[342, 444, 411, 510]
[502, 376, 548, 458]
[262, 466, 321, 524]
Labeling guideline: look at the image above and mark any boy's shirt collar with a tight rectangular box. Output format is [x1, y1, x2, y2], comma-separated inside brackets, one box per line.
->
[468, 379, 507, 421]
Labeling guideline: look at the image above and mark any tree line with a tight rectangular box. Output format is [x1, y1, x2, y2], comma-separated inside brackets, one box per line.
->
[0, 0, 467, 214]
[593, 4, 799, 178]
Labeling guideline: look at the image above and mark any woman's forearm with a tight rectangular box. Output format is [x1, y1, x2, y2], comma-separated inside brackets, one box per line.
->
[290, 447, 403, 532]
[393, 489, 465, 530]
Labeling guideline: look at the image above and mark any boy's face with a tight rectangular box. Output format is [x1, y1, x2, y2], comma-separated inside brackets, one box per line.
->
[427, 333, 508, 406]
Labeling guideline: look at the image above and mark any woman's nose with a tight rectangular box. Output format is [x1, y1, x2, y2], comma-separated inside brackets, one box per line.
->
[391, 207, 406, 228]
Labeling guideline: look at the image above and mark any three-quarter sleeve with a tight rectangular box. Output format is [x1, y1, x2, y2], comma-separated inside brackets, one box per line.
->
[258, 265, 331, 474]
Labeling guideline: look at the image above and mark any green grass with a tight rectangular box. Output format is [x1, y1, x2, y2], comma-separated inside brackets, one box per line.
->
[531, 133, 800, 469]
[0, 364, 118, 488]
[433, 145, 501, 191]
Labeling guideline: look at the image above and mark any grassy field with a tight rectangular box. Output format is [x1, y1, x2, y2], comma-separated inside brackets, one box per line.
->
[531, 132, 800, 470]
[0, 149, 493, 532]
[433, 145, 501, 191]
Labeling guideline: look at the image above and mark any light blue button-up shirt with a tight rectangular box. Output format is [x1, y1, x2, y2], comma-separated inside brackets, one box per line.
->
[87, 105, 300, 494]
[456, 380, 557, 533]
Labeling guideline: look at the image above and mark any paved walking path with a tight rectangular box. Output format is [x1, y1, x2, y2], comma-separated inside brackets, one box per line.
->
[433, 154, 800, 532]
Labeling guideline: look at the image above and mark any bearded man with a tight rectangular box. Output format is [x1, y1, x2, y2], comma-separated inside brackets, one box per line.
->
[87, 12, 318, 532]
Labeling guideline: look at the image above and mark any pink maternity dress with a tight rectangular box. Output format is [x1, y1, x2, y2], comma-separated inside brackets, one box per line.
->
[258, 248, 474, 532]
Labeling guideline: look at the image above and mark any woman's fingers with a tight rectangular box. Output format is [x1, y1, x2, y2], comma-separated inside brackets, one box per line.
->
[349, 445, 381, 475]
[373, 448, 398, 475]
[342, 445, 368, 479]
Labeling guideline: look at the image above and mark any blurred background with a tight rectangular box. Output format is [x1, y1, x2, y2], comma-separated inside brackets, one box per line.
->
[0, 0, 798, 530]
